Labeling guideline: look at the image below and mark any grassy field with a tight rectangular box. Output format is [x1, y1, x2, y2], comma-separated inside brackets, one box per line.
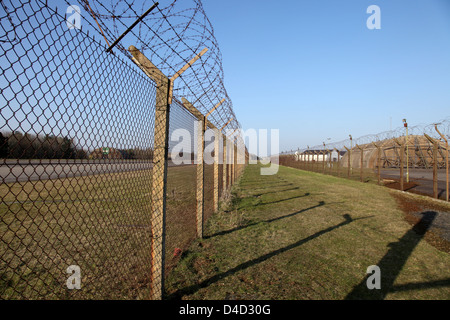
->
[166, 164, 450, 300]
[2, 162, 449, 300]
[0, 167, 155, 299]
[279, 156, 379, 184]
[0, 164, 213, 299]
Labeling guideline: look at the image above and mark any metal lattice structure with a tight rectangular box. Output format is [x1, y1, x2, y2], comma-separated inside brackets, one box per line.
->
[282, 118, 449, 170]
[78, 0, 241, 133]
[280, 118, 449, 201]
[0, 0, 246, 300]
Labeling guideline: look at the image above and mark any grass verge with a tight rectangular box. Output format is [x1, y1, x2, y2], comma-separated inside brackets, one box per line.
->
[0, 165, 202, 299]
[165, 164, 450, 300]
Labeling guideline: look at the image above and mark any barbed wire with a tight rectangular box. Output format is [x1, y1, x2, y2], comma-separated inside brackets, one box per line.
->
[282, 117, 450, 154]
[0, 0, 247, 299]
[73, 0, 241, 140]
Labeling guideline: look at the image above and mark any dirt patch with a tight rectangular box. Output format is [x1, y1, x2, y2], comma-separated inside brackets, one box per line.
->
[390, 191, 450, 253]
[384, 179, 419, 192]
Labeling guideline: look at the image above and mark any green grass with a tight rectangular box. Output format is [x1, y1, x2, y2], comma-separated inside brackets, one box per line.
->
[279, 156, 379, 184]
[0, 169, 155, 299]
[0, 165, 206, 299]
[166, 164, 450, 300]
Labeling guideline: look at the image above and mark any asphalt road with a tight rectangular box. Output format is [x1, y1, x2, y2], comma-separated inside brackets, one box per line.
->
[380, 168, 448, 200]
[380, 168, 447, 182]
[1, 161, 448, 201]
[0, 159, 154, 183]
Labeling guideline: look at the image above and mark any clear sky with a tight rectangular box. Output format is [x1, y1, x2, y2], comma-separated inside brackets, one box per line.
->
[202, 0, 450, 151]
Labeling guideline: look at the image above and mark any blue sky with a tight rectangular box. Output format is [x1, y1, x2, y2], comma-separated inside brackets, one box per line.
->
[202, 0, 450, 151]
[4, 0, 449, 153]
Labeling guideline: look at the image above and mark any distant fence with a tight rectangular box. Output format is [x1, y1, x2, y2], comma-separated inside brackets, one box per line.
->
[0, 0, 246, 300]
[280, 119, 449, 201]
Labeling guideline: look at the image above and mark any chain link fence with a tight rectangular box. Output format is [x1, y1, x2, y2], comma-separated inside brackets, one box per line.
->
[280, 118, 450, 201]
[0, 0, 246, 299]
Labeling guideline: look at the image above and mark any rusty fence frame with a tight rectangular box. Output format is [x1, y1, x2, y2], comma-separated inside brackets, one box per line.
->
[281, 128, 449, 202]
[0, 1, 247, 300]
[129, 46, 246, 299]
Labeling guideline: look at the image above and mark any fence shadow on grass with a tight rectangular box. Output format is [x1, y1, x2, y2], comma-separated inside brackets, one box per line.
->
[345, 210, 449, 300]
[242, 182, 296, 191]
[390, 278, 450, 293]
[205, 201, 326, 240]
[168, 213, 373, 300]
[254, 192, 311, 207]
[250, 186, 300, 197]
[239, 175, 290, 187]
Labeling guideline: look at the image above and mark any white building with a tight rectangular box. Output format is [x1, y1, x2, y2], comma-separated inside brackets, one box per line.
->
[295, 150, 344, 162]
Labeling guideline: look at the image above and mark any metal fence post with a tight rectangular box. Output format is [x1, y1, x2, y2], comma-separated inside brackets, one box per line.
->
[394, 138, 404, 191]
[307, 147, 310, 171]
[181, 97, 222, 237]
[435, 125, 449, 202]
[328, 149, 332, 175]
[344, 146, 350, 178]
[205, 99, 224, 213]
[233, 143, 236, 185]
[234, 139, 239, 183]
[312, 151, 317, 172]
[220, 119, 232, 194]
[231, 142, 235, 185]
[129, 46, 170, 300]
[399, 144, 405, 191]
[312, 151, 315, 171]
[223, 135, 228, 191]
[335, 148, 340, 177]
[316, 151, 320, 172]
[181, 98, 205, 239]
[197, 117, 205, 237]
[322, 143, 326, 174]
[425, 134, 439, 199]
[228, 141, 232, 186]
[214, 128, 220, 212]
[356, 145, 364, 182]
[130, 46, 207, 298]
[432, 142, 438, 199]
[372, 142, 381, 185]
[305, 151, 309, 170]
[173, 47, 211, 237]
[228, 129, 237, 186]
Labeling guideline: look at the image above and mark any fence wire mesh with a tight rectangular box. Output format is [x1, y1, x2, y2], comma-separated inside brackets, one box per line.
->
[165, 99, 197, 274]
[1, 0, 245, 299]
[0, 0, 158, 299]
[280, 118, 450, 200]
[77, 0, 242, 136]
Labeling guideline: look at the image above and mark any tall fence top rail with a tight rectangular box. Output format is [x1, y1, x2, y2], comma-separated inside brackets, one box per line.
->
[281, 117, 450, 155]
[71, 0, 244, 145]
[0, 0, 160, 156]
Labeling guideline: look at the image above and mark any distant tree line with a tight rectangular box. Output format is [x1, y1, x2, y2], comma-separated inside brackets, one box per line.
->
[0, 131, 87, 159]
[0, 131, 154, 160]
[88, 147, 153, 160]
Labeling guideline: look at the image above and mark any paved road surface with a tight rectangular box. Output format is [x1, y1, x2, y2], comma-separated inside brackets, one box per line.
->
[380, 168, 448, 200]
[0, 159, 154, 183]
[1, 161, 448, 201]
